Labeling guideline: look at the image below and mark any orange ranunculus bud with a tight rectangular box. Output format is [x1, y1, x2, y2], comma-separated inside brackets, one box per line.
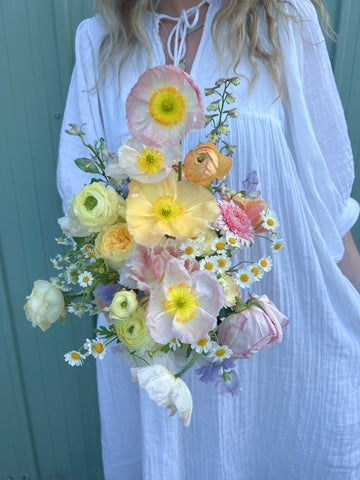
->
[183, 142, 232, 186]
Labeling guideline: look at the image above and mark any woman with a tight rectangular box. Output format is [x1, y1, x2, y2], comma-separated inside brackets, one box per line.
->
[57, 0, 360, 478]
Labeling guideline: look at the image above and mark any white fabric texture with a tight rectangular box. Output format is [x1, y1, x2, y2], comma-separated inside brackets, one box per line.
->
[57, 0, 360, 478]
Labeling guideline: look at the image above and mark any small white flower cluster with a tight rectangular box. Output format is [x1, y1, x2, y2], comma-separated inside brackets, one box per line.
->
[235, 256, 273, 289]
[64, 337, 107, 366]
[169, 334, 233, 363]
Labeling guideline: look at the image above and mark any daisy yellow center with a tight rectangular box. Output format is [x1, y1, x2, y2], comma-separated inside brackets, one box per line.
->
[215, 348, 226, 357]
[84, 245, 92, 252]
[71, 352, 80, 360]
[216, 241, 225, 250]
[94, 343, 104, 354]
[185, 246, 194, 255]
[228, 237, 236, 245]
[260, 259, 268, 268]
[267, 219, 275, 227]
[251, 267, 260, 276]
[274, 243, 282, 250]
[82, 276, 89, 283]
[153, 195, 184, 222]
[149, 86, 186, 126]
[218, 259, 226, 268]
[204, 262, 214, 270]
[240, 273, 249, 282]
[137, 148, 164, 175]
[163, 283, 199, 323]
[197, 338, 207, 346]
[171, 338, 177, 343]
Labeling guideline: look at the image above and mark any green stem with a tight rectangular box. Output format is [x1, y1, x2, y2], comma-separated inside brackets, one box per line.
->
[175, 352, 199, 378]
[178, 161, 182, 181]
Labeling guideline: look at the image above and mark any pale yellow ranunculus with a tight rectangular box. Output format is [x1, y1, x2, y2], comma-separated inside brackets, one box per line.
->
[109, 290, 138, 320]
[218, 273, 239, 307]
[126, 170, 220, 247]
[72, 183, 124, 233]
[115, 306, 154, 354]
[95, 223, 134, 269]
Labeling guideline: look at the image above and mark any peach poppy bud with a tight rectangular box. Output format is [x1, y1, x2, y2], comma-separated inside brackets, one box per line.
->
[183, 142, 232, 186]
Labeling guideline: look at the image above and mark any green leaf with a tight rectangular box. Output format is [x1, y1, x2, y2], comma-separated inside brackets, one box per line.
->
[75, 157, 100, 174]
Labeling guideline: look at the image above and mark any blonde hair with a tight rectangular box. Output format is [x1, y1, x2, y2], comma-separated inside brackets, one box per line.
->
[94, 0, 331, 94]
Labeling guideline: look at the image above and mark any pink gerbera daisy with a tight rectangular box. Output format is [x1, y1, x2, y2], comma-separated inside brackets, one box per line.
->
[213, 200, 255, 247]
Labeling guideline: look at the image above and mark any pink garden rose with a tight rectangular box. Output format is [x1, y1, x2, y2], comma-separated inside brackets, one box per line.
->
[217, 294, 290, 359]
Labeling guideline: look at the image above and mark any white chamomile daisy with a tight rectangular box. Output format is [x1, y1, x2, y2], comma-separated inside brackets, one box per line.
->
[214, 254, 231, 274]
[64, 350, 86, 366]
[55, 235, 72, 246]
[78, 271, 94, 288]
[199, 256, 216, 272]
[236, 269, 256, 288]
[225, 232, 242, 250]
[211, 237, 228, 254]
[91, 338, 107, 359]
[81, 244, 93, 253]
[258, 256, 273, 272]
[50, 256, 63, 270]
[208, 344, 233, 363]
[169, 337, 182, 351]
[261, 209, 280, 232]
[83, 338, 93, 356]
[249, 264, 265, 282]
[65, 265, 78, 284]
[68, 302, 85, 317]
[271, 238, 286, 254]
[180, 239, 201, 259]
[190, 334, 212, 354]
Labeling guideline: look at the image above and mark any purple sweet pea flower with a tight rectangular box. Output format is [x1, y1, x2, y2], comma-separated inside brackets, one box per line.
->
[94, 283, 121, 306]
[215, 370, 242, 397]
[242, 171, 260, 199]
[195, 363, 222, 384]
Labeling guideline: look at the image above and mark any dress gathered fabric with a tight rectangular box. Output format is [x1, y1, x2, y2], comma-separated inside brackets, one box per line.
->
[57, 0, 360, 478]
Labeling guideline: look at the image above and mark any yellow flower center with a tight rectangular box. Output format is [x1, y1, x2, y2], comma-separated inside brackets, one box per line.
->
[216, 241, 225, 250]
[215, 348, 226, 357]
[71, 352, 80, 360]
[267, 219, 275, 227]
[137, 147, 165, 175]
[218, 259, 226, 268]
[149, 86, 186, 126]
[251, 267, 260, 276]
[197, 338, 207, 347]
[153, 195, 184, 222]
[163, 283, 199, 322]
[260, 259, 268, 268]
[274, 243, 282, 250]
[171, 338, 177, 343]
[228, 237, 236, 245]
[84, 245, 92, 252]
[94, 343, 104, 354]
[204, 262, 214, 270]
[185, 246, 194, 255]
[240, 273, 249, 283]
[82, 276, 89, 283]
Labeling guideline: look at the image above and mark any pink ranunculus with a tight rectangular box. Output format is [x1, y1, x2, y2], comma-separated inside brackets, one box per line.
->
[217, 294, 290, 359]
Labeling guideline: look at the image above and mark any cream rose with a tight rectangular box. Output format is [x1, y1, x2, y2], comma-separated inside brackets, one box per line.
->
[24, 280, 66, 332]
[115, 306, 154, 353]
[71, 183, 124, 233]
[109, 290, 138, 320]
[95, 223, 134, 269]
[218, 273, 238, 307]
[202, 228, 218, 255]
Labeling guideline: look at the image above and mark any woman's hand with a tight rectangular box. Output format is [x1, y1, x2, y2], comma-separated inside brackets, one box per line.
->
[338, 231, 360, 294]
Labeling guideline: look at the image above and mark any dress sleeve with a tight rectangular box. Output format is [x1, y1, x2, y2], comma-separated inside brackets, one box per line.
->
[282, 0, 359, 261]
[57, 18, 106, 213]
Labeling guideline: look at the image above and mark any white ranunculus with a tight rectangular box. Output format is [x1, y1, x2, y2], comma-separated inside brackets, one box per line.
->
[131, 364, 193, 426]
[24, 280, 66, 332]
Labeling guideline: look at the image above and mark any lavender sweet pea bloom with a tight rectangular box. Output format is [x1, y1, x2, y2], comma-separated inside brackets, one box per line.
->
[195, 360, 235, 384]
[94, 283, 121, 306]
[242, 171, 260, 199]
[215, 370, 241, 397]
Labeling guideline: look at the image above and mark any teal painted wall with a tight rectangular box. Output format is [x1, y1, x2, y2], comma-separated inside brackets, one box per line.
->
[0, 1, 359, 478]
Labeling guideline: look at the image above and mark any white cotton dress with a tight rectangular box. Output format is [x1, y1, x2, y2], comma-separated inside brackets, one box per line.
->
[57, 0, 360, 478]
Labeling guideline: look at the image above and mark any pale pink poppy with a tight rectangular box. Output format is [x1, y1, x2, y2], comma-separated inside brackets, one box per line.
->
[126, 65, 205, 147]
[146, 258, 225, 344]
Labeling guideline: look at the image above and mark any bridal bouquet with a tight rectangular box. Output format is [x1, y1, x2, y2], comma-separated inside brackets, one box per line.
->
[24, 65, 289, 426]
